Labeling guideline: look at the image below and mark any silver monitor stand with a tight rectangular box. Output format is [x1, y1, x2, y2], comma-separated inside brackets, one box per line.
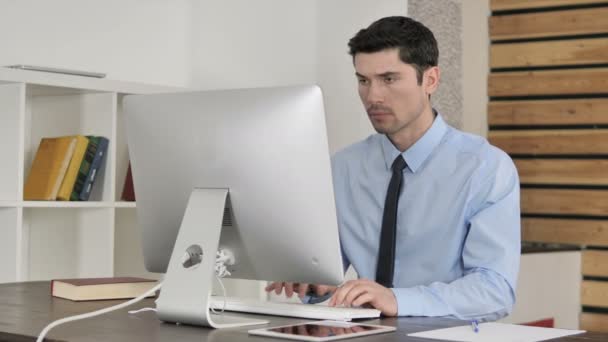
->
[156, 188, 268, 328]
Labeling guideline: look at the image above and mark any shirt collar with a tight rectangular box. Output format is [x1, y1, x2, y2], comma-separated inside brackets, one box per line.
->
[380, 111, 448, 173]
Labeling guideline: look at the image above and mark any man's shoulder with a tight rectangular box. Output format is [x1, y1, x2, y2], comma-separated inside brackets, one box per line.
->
[447, 128, 515, 177]
[449, 128, 509, 160]
[332, 134, 379, 165]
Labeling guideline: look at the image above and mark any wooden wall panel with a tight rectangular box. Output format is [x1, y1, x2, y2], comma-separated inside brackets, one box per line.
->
[514, 159, 608, 185]
[581, 313, 608, 333]
[521, 188, 608, 215]
[489, 68, 608, 97]
[490, 7, 608, 41]
[489, 130, 608, 155]
[583, 250, 608, 276]
[491, 0, 608, 11]
[491, 38, 608, 68]
[488, 99, 608, 126]
[523, 218, 608, 245]
[582, 281, 608, 307]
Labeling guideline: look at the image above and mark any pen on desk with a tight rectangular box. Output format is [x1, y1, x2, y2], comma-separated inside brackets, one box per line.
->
[471, 320, 479, 333]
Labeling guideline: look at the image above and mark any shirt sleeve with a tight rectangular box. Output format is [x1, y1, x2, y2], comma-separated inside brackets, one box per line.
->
[392, 148, 521, 320]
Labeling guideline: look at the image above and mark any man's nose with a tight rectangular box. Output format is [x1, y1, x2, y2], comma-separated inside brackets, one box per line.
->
[366, 82, 385, 103]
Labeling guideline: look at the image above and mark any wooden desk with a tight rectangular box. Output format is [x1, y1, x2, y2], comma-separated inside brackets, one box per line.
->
[0, 282, 605, 341]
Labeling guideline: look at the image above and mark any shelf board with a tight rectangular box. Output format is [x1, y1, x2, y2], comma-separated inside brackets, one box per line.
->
[0, 201, 136, 208]
[0, 67, 179, 95]
[115, 202, 137, 208]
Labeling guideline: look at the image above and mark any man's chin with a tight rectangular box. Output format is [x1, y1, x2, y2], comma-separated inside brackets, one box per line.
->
[371, 124, 391, 135]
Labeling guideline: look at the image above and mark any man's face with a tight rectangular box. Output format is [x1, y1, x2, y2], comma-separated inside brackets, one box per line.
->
[354, 48, 436, 136]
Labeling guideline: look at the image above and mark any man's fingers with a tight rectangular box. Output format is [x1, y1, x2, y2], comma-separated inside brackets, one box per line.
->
[314, 285, 336, 296]
[342, 285, 370, 307]
[330, 280, 357, 306]
[351, 292, 374, 307]
[285, 282, 294, 297]
[275, 282, 284, 295]
[265, 282, 278, 292]
[298, 283, 310, 298]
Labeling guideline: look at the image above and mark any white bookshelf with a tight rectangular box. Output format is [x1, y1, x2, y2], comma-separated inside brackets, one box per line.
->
[0, 67, 174, 283]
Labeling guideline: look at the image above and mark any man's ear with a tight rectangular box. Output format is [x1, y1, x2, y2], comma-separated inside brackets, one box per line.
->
[423, 66, 440, 96]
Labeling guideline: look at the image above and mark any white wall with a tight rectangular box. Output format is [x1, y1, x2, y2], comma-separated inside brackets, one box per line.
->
[500, 252, 581, 329]
[0, 0, 191, 87]
[190, 0, 317, 90]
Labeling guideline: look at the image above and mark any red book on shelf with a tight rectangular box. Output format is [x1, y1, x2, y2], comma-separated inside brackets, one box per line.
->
[121, 163, 135, 201]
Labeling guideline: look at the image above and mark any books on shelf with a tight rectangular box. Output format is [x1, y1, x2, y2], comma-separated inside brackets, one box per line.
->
[24, 135, 109, 201]
[51, 277, 157, 301]
[121, 162, 135, 201]
[57, 135, 89, 201]
[72, 136, 109, 201]
[24, 136, 77, 200]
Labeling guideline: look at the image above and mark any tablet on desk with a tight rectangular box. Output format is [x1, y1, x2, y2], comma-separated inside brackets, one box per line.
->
[248, 320, 396, 341]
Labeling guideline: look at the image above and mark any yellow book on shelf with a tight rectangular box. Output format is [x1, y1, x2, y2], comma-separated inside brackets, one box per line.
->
[23, 136, 77, 201]
[56, 135, 89, 201]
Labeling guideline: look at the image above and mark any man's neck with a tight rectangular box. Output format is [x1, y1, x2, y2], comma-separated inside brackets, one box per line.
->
[387, 107, 436, 152]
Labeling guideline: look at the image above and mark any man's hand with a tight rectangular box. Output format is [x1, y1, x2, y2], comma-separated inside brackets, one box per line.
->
[328, 278, 398, 316]
[265, 282, 336, 299]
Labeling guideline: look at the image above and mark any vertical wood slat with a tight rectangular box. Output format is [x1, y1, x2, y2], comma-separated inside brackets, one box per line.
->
[583, 250, 608, 277]
[488, 68, 608, 97]
[523, 218, 608, 246]
[581, 312, 608, 333]
[582, 281, 608, 307]
[490, 7, 608, 41]
[521, 188, 608, 216]
[490, 38, 608, 68]
[489, 130, 608, 155]
[491, 0, 608, 11]
[514, 159, 608, 185]
[488, 99, 608, 126]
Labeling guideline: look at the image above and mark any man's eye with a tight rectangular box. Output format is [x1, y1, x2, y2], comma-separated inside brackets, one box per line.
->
[384, 76, 395, 83]
[358, 79, 369, 85]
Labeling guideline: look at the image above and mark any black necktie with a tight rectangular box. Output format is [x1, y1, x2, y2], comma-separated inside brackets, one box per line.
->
[376, 155, 407, 288]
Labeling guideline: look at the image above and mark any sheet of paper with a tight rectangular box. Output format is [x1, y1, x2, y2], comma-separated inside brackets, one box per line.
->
[407, 322, 585, 342]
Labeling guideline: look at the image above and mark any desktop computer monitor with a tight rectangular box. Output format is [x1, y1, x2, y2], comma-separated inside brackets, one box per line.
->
[123, 85, 345, 327]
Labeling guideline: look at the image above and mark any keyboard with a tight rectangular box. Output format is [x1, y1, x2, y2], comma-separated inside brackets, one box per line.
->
[209, 297, 381, 321]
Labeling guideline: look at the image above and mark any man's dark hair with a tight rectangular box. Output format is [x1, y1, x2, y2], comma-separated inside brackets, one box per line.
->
[348, 16, 438, 85]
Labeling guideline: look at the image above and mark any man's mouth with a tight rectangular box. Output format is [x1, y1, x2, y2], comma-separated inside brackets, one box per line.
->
[367, 105, 392, 117]
[369, 111, 391, 117]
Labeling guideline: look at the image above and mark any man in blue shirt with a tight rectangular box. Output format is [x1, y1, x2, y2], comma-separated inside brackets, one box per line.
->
[266, 16, 520, 320]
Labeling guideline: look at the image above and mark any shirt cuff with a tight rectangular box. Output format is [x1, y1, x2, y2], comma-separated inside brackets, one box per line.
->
[303, 292, 333, 305]
[391, 287, 426, 316]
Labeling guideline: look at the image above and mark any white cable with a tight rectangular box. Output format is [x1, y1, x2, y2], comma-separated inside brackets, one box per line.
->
[37, 282, 162, 342]
[128, 307, 157, 314]
[210, 249, 231, 314]
[210, 275, 228, 314]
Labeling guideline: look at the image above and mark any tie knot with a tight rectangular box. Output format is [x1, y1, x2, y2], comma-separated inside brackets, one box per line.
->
[391, 155, 407, 173]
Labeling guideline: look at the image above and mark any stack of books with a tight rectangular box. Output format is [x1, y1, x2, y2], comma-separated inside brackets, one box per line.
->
[24, 135, 109, 201]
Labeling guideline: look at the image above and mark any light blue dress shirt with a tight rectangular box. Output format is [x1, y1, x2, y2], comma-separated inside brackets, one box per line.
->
[329, 113, 520, 321]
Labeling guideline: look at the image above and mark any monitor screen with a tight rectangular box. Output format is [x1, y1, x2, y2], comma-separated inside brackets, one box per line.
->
[124, 85, 345, 286]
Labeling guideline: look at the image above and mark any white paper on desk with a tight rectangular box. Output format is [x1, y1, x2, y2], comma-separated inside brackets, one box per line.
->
[407, 322, 585, 342]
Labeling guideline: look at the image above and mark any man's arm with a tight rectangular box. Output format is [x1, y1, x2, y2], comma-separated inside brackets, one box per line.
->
[391, 153, 520, 320]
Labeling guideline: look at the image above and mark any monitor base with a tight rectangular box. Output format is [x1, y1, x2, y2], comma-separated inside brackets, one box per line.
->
[155, 188, 269, 328]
